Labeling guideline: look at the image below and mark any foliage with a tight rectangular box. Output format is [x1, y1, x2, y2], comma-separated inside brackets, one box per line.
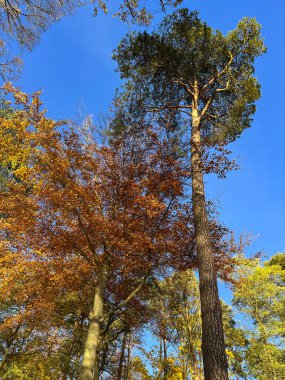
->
[0, 84, 193, 378]
[0, 82, 239, 379]
[113, 8, 266, 145]
[130, 270, 249, 380]
[233, 253, 285, 379]
[113, 10, 266, 378]
[221, 303, 248, 379]
[0, 7, 279, 379]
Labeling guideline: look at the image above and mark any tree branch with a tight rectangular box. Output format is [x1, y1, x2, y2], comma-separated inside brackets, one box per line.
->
[74, 209, 100, 264]
[201, 51, 233, 93]
[173, 78, 194, 96]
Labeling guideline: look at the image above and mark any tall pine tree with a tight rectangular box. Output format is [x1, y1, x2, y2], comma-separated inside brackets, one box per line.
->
[113, 9, 266, 379]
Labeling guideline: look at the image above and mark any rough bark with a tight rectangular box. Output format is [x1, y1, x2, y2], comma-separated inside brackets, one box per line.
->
[79, 267, 108, 380]
[190, 82, 229, 380]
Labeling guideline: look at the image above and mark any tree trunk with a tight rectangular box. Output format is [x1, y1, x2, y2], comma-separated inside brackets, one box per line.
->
[93, 350, 100, 380]
[163, 336, 168, 378]
[190, 83, 228, 380]
[99, 341, 109, 379]
[117, 330, 127, 380]
[79, 267, 108, 380]
[124, 332, 132, 380]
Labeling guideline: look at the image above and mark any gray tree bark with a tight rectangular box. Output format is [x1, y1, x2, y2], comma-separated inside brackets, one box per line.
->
[79, 267, 108, 380]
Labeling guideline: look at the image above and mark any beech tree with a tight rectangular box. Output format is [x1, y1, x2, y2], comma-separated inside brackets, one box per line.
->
[0, 84, 194, 380]
[113, 9, 266, 379]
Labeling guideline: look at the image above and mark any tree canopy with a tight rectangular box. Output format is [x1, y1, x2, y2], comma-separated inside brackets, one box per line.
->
[113, 9, 266, 143]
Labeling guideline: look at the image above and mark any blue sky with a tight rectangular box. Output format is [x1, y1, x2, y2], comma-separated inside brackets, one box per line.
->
[15, 0, 285, 263]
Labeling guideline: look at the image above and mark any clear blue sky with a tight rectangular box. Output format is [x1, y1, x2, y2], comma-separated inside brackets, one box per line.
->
[16, 0, 285, 262]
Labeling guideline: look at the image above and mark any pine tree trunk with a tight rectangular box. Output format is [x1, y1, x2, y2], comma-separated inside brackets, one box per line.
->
[190, 85, 228, 380]
[79, 268, 108, 380]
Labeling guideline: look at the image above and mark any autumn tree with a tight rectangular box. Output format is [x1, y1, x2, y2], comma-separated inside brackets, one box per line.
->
[113, 9, 266, 379]
[0, 95, 14, 191]
[0, 84, 194, 380]
[0, 97, 90, 378]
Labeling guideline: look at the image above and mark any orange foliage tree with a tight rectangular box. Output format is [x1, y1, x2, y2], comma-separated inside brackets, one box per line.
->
[0, 84, 195, 379]
[0, 85, 236, 379]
